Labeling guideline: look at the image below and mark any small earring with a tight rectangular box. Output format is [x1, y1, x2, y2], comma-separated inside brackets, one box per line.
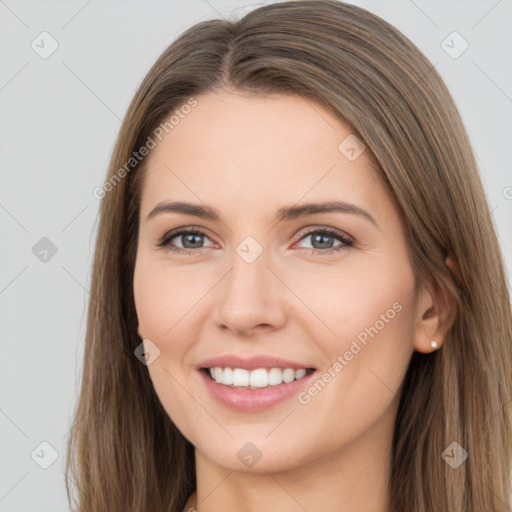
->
[431, 340, 438, 349]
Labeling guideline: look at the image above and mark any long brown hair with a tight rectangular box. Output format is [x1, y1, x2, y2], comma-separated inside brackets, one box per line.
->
[65, 1, 512, 510]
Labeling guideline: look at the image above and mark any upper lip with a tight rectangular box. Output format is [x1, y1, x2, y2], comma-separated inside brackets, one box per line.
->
[196, 354, 316, 371]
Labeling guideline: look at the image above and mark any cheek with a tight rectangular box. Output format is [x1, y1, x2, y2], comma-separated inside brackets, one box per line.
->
[133, 256, 209, 338]
[281, 256, 415, 344]
[291, 283, 416, 452]
[286, 257, 417, 403]
[342, 267, 416, 374]
[133, 274, 169, 339]
[133, 260, 202, 428]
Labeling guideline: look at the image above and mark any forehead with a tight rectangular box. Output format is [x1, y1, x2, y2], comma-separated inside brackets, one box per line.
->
[139, 91, 386, 219]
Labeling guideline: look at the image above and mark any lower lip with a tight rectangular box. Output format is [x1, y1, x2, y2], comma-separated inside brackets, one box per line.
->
[198, 369, 317, 412]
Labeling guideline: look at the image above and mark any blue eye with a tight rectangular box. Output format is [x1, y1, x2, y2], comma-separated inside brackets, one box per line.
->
[158, 229, 214, 253]
[295, 227, 354, 254]
[157, 227, 354, 255]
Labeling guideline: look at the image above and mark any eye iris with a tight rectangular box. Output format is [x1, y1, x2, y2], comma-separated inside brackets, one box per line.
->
[312, 233, 334, 249]
[182, 233, 203, 249]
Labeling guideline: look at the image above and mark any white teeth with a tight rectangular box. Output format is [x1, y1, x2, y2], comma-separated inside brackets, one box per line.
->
[207, 367, 311, 389]
[268, 367, 283, 385]
[233, 368, 249, 386]
[295, 368, 307, 380]
[282, 368, 295, 383]
[222, 367, 233, 385]
[249, 368, 268, 388]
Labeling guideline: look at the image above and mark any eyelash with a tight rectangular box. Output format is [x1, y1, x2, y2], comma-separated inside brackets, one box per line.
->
[156, 226, 355, 256]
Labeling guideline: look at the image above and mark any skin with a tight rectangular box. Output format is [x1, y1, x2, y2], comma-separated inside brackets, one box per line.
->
[133, 89, 456, 512]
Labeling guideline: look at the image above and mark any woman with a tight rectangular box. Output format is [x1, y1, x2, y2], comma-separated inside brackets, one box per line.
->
[65, 1, 512, 511]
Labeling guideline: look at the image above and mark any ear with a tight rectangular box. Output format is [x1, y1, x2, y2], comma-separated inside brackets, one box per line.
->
[137, 325, 143, 339]
[413, 255, 458, 354]
[445, 250, 458, 281]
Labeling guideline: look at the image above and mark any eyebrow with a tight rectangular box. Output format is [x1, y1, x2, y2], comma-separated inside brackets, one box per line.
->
[146, 200, 378, 228]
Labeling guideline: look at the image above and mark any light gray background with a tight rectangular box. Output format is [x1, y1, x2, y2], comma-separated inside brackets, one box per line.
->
[1, 1, 511, 510]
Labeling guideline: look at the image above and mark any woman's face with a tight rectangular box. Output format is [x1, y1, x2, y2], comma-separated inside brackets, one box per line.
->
[133, 90, 428, 473]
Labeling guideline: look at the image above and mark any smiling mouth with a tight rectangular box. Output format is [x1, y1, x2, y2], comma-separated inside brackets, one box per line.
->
[200, 367, 316, 389]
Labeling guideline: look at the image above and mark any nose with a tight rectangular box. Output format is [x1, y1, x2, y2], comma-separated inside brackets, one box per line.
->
[214, 249, 287, 336]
